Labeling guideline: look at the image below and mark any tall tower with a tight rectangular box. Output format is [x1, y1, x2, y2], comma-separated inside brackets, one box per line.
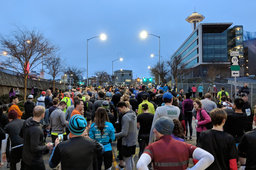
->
[186, 12, 205, 30]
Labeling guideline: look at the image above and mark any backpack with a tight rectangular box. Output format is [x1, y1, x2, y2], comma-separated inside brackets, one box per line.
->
[221, 91, 227, 98]
[199, 110, 213, 129]
[84, 101, 92, 121]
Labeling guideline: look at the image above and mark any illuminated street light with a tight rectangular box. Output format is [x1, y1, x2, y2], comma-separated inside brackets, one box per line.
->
[112, 57, 124, 76]
[120, 69, 123, 71]
[26, 40, 31, 44]
[99, 33, 107, 41]
[2, 51, 8, 56]
[150, 53, 155, 58]
[87, 33, 107, 86]
[148, 66, 151, 69]
[139, 30, 161, 84]
[140, 30, 148, 39]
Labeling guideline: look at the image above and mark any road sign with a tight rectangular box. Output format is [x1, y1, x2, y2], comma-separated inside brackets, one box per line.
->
[232, 71, 240, 77]
[231, 65, 240, 71]
[231, 57, 239, 65]
[230, 51, 239, 56]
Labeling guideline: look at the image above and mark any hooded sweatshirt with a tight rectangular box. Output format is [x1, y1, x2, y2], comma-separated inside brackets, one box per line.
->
[20, 117, 48, 165]
[115, 110, 137, 146]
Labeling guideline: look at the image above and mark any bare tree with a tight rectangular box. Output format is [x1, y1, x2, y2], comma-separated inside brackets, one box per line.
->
[0, 29, 55, 101]
[150, 61, 168, 84]
[167, 55, 187, 87]
[64, 67, 83, 86]
[45, 55, 62, 92]
[95, 71, 111, 86]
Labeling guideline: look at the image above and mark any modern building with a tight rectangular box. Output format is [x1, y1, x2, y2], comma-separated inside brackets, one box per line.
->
[171, 23, 244, 81]
[244, 38, 256, 77]
[114, 70, 133, 85]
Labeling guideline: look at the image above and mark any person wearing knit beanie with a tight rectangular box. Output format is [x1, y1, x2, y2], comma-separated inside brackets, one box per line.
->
[68, 114, 87, 136]
[8, 110, 18, 120]
[49, 114, 103, 170]
[153, 117, 174, 139]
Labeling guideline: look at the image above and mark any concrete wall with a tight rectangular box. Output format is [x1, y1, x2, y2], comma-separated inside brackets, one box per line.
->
[0, 71, 65, 96]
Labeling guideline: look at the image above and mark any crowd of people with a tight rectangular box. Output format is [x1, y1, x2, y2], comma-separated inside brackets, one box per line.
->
[0, 83, 255, 170]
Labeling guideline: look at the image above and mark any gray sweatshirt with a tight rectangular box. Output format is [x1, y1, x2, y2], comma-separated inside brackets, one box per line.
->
[50, 108, 68, 134]
[115, 110, 137, 146]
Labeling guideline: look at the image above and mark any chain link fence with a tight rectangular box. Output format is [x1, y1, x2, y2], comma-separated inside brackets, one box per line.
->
[177, 82, 256, 107]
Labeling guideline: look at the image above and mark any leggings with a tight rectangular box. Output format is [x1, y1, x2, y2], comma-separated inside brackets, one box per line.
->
[184, 112, 193, 137]
[97, 151, 113, 170]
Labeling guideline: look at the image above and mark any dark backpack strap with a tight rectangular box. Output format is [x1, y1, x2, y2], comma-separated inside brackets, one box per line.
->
[199, 110, 205, 121]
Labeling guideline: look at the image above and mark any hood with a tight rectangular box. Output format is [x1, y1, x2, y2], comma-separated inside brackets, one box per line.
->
[24, 117, 40, 128]
[125, 110, 136, 121]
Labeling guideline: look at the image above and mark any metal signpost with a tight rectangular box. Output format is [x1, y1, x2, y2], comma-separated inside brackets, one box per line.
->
[230, 51, 240, 97]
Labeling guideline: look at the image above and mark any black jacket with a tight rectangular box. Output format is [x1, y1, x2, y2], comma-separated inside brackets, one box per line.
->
[23, 100, 35, 119]
[20, 117, 48, 165]
[49, 136, 103, 170]
[5, 119, 24, 147]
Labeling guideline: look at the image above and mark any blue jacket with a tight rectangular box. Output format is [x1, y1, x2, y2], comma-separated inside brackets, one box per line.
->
[198, 86, 204, 93]
[89, 122, 115, 152]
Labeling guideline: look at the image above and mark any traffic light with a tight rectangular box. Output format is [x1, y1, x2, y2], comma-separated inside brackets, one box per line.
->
[149, 78, 152, 82]
[143, 78, 147, 82]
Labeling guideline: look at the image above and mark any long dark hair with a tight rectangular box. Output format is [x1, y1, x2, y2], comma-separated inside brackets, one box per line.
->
[172, 119, 185, 139]
[95, 107, 110, 135]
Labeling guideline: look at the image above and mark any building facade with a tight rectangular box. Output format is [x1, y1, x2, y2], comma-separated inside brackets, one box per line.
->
[114, 70, 133, 85]
[244, 38, 256, 77]
[171, 23, 244, 81]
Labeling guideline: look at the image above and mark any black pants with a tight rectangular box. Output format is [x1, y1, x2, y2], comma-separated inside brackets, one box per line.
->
[184, 112, 193, 137]
[117, 138, 123, 161]
[10, 146, 24, 170]
[24, 161, 45, 170]
[196, 132, 201, 146]
[138, 136, 149, 157]
[199, 92, 203, 98]
[97, 151, 113, 170]
[192, 92, 196, 98]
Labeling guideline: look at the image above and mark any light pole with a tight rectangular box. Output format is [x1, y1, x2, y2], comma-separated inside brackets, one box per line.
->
[69, 74, 73, 91]
[140, 30, 161, 85]
[86, 33, 107, 87]
[112, 57, 123, 75]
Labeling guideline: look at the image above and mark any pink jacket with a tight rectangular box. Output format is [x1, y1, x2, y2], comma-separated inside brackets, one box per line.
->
[192, 87, 197, 92]
[196, 109, 211, 132]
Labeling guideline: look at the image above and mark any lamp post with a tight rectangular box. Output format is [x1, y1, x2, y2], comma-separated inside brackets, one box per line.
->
[86, 33, 107, 87]
[140, 30, 161, 85]
[112, 57, 123, 75]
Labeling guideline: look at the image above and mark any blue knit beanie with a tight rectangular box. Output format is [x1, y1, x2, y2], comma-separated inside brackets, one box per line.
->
[69, 115, 87, 135]
[154, 117, 174, 135]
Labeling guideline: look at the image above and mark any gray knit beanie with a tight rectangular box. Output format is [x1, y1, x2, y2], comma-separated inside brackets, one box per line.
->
[154, 117, 174, 135]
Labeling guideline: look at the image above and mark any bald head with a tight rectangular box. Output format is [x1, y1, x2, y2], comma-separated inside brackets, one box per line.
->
[33, 106, 45, 118]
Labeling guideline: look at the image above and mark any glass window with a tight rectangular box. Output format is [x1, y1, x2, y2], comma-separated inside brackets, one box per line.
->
[180, 40, 197, 59]
[173, 31, 198, 57]
[202, 30, 228, 62]
[181, 49, 197, 64]
[185, 58, 197, 69]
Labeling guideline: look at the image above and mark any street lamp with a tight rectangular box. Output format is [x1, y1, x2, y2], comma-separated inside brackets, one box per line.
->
[140, 30, 161, 85]
[86, 33, 107, 86]
[69, 74, 73, 91]
[147, 66, 151, 69]
[112, 57, 124, 75]
[150, 53, 155, 58]
[2, 51, 8, 56]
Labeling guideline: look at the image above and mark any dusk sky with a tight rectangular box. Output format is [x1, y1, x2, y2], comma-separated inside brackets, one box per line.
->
[1, 0, 255, 79]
